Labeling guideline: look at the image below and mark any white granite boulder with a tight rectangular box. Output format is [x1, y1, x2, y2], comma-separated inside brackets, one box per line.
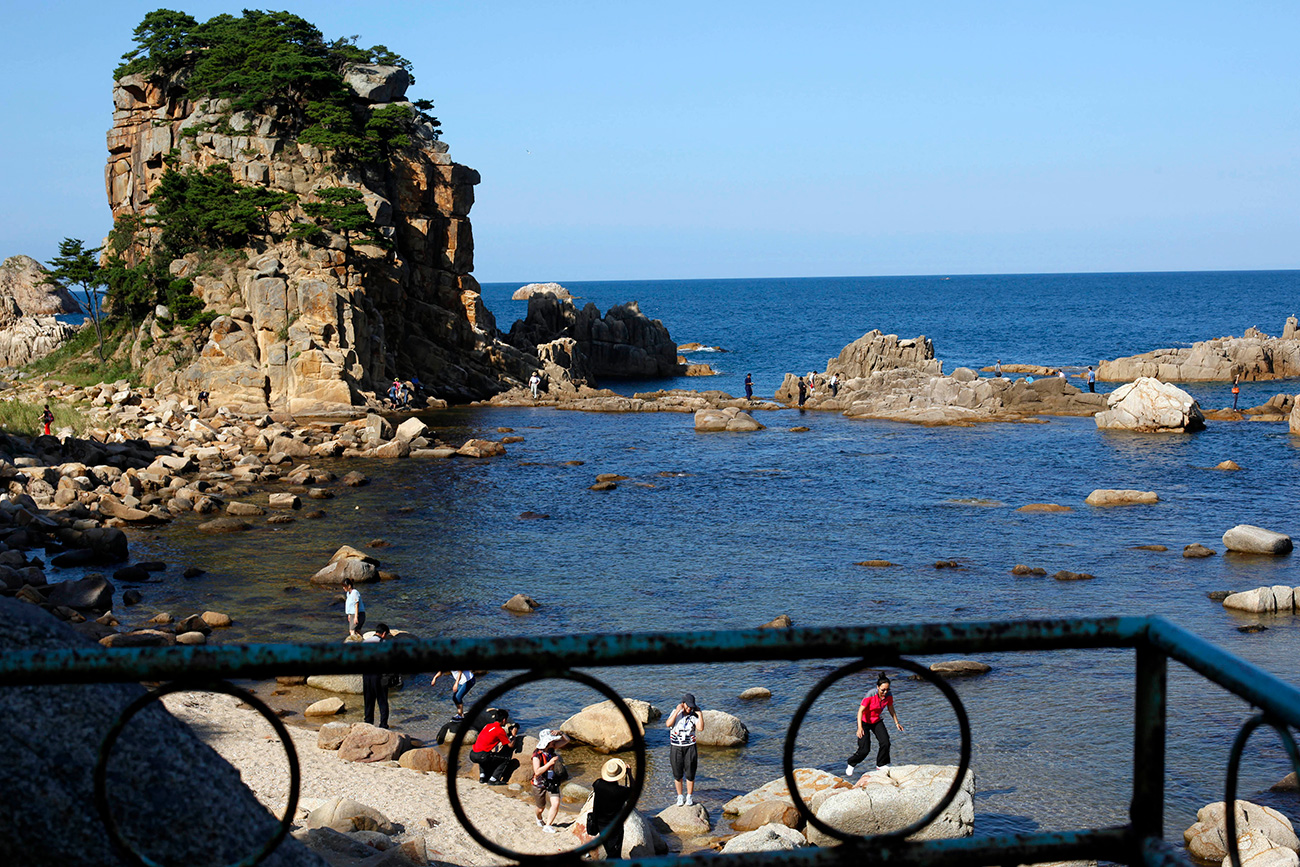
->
[1184, 800, 1299, 864]
[723, 768, 852, 816]
[1222, 586, 1296, 614]
[654, 803, 711, 836]
[559, 698, 659, 753]
[694, 407, 765, 432]
[697, 709, 749, 747]
[806, 765, 973, 844]
[1094, 377, 1205, 432]
[1223, 525, 1294, 555]
[721, 823, 809, 854]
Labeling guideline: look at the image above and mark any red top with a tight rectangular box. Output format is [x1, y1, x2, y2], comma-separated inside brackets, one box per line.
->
[860, 692, 894, 725]
[472, 721, 512, 752]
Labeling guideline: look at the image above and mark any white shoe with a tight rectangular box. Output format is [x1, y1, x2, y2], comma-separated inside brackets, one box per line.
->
[684, 795, 694, 806]
[876, 764, 891, 772]
[844, 764, 854, 776]
[543, 825, 558, 834]
[675, 795, 685, 807]
[536, 819, 544, 827]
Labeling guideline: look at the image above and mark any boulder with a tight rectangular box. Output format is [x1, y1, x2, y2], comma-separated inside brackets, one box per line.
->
[1215, 460, 1242, 471]
[732, 801, 803, 832]
[697, 709, 749, 747]
[513, 282, 573, 301]
[304, 697, 345, 717]
[397, 747, 448, 773]
[694, 407, 765, 432]
[393, 417, 428, 443]
[457, 439, 506, 458]
[929, 660, 992, 677]
[197, 517, 252, 533]
[268, 492, 301, 510]
[572, 796, 668, 858]
[807, 765, 974, 843]
[45, 576, 114, 612]
[341, 64, 411, 103]
[0, 254, 78, 314]
[305, 795, 398, 835]
[654, 803, 711, 837]
[759, 614, 793, 629]
[1183, 800, 1299, 864]
[1094, 377, 1205, 432]
[723, 768, 852, 816]
[318, 722, 352, 750]
[307, 674, 364, 695]
[739, 687, 772, 701]
[1228, 830, 1300, 867]
[1223, 525, 1293, 555]
[1016, 503, 1073, 513]
[1272, 773, 1299, 793]
[310, 546, 380, 585]
[501, 593, 540, 613]
[1222, 586, 1295, 614]
[225, 501, 265, 516]
[338, 723, 411, 763]
[202, 611, 232, 628]
[560, 698, 659, 753]
[721, 823, 809, 854]
[1085, 489, 1159, 506]
[175, 631, 207, 646]
[1185, 544, 1217, 558]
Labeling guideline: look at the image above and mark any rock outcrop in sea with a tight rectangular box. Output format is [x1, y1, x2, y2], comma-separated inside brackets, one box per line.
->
[0, 255, 80, 367]
[106, 66, 536, 414]
[1098, 319, 1300, 382]
[1094, 378, 1205, 432]
[507, 295, 679, 381]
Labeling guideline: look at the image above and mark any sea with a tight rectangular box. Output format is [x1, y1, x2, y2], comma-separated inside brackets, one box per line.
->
[108, 270, 1300, 843]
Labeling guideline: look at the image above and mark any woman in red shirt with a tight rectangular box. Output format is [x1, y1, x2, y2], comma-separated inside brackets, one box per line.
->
[845, 672, 903, 777]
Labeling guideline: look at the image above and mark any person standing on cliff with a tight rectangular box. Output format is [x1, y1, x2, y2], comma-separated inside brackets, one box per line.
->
[1087, 367, 1096, 393]
[829, 373, 840, 397]
[846, 672, 903, 777]
[1232, 373, 1241, 410]
[797, 377, 807, 408]
[343, 578, 365, 637]
[744, 373, 753, 401]
[529, 372, 542, 400]
[40, 405, 54, 437]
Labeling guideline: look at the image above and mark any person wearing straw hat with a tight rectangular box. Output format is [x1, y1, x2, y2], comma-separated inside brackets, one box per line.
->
[532, 729, 570, 832]
[590, 758, 632, 858]
[666, 693, 704, 806]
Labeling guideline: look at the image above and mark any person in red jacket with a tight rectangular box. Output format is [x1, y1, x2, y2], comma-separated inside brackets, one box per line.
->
[845, 672, 904, 776]
[469, 709, 519, 783]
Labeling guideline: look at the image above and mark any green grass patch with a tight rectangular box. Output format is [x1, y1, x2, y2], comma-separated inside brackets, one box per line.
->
[0, 398, 88, 438]
[25, 321, 140, 388]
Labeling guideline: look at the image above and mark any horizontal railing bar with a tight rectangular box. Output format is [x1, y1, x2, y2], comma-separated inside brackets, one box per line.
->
[1146, 618, 1300, 729]
[602, 826, 1135, 867]
[0, 617, 1151, 686]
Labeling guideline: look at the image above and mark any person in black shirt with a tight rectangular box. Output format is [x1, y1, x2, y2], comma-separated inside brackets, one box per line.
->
[591, 758, 632, 859]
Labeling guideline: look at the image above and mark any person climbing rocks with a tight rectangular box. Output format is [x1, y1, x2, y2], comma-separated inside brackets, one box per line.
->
[845, 671, 903, 777]
[431, 669, 476, 720]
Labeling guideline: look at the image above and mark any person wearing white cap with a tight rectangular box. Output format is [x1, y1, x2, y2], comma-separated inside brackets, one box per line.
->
[666, 693, 704, 806]
[532, 729, 570, 832]
[590, 758, 632, 857]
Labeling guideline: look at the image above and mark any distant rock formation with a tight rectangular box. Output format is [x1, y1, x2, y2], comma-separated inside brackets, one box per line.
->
[512, 282, 573, 301]
[106, 64, 536, 415]
[0, 256, 78, 315]
[1098, 319, 1300, 382]
[828, 330, 943, 378]
[507, 296, 679, 381]
[1094, 378, 1205, 432]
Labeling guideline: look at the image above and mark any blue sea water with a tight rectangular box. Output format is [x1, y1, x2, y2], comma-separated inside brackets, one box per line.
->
[124, 271, 1300, 844]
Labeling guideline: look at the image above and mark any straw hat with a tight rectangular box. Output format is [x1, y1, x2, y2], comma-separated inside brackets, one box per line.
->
[601, 758, 628, 783]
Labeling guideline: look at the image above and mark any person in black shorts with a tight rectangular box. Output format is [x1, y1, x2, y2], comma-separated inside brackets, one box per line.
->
[666, 693, 704, 806]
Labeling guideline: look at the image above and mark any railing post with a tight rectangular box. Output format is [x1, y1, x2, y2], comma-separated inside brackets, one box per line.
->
[1132, 641, 1167, 849]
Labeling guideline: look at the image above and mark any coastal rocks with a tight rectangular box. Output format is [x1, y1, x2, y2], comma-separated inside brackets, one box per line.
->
[305, 697, 345, 717]
[1099, 322, 1300, 382]
[806, 765, 974, 844]
[507, 295, 679, 380]
[0, 311, 79, 368]
[1291, 400, 1300, 435]
[732, 802, 803, 832]
[721, 823, 809, 854]
[1184, 544, 1216, 558]
[397, 747, 448, 774]
[560, 698, 658, 753]
[341, 63, 410, 103]
[654, 803, 711, 837]
[318, 722, 352, 750]
[1017, 503, 1072, 513]
[1215, 460, 1243, 470]
[307, 675, 364, 695]
[512, 282, 573, 301]
[929, 660, 992, 677]
[1094, 378, 1206, 432]
[338, 723, 411, 763]
[0, 255, 78, 314]
[501, 593, 540, 613]
[693, 407, 764, 432]
[1085, 489, 1159, 506]
[310, 546, 380, 584]
[826, 330, 943, 378]
[739, 687, 772, 701]
[697, 710, 749, 747]
[306, 795, 398, 835]
[1222, 586, 1296, 614]
[456, 439, 505, 458]
[1183, 800, 1299, 864]
[723, 768, 851, 816]
[1223, 525, 1293, 555]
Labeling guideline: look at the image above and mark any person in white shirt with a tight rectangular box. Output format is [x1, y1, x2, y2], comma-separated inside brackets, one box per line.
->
[343, 578, 365, 637]
[431, 669, 477, 720]
[529, 372, 541, 399]
[666, 693, 705, 806]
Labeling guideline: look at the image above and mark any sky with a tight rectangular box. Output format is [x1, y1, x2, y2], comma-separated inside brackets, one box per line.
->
[1, 1, 1297, 282]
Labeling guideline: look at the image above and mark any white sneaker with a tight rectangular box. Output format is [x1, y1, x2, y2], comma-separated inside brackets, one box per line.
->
[675, 795, 685, 807]
[877, 764, 891, 772]
[536, 819, 544, 827]
[684, 795, 694, 806]
[543, 825, 558, 834]
[844, 764, 854, 776]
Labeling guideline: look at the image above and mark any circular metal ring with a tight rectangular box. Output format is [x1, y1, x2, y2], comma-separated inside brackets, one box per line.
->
[782, 657, 972, 844]
[93, 680, 301, 867]
[1224, 714, 1300, 867]
[445, 669, 647, 864]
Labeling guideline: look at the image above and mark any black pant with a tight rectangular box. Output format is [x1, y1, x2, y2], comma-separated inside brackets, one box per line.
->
[847, 719, 891, 767]
[471, 749, 515, 782]
[603, 825, 625, 859]
[363, 673, 388, 728]
[1088, 382, 1095, 393]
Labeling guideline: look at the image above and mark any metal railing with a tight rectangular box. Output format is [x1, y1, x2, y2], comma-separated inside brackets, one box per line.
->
[7, 616, 1300, 867]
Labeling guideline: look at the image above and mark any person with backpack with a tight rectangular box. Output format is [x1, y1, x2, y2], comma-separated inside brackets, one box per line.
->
[532, 729, 569, 832]
[845, 671, 904, 777]
[40, 405, 54, 436]
[666, 693, 704, 806]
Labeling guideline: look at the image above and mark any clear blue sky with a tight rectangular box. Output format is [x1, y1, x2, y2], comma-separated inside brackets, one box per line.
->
[2, 1, 1297, 282]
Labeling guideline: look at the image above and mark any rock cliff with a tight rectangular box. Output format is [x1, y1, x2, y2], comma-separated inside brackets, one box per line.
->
[507, 296, 679, 381]
[105, 67, 534, 415]
[0, 256, 79, 367]
[1098, 319, 1300, 382]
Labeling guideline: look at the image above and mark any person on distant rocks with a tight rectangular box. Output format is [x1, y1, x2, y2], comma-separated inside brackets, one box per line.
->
[197, 389, 209, 409]
[1057, 369, 1066, 380]
[829, 372, 840, 397]
[529, 371, 542, 400]
[40, 405, 54, 437]
[744, 373, 753, 401]
[532, 729, 570, 832]
[797, 377, 807, 409]
[1087, 366, 1096, 393]
[1232, 373, 1241, 410]
[386, 378, 401, 408]
[470, 708, 520, 784]
[431, 669, 476, 720]
[667, 693, 704, 806]
[591, 757, 633, 858]
[361, 623, 392, 729]
[994, 359, 1002, 378]
[343, 578, 365, 637]
[846, 671, 903, 777]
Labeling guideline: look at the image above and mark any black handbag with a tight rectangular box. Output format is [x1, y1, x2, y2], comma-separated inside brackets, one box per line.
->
[380, 673, 403, 689]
